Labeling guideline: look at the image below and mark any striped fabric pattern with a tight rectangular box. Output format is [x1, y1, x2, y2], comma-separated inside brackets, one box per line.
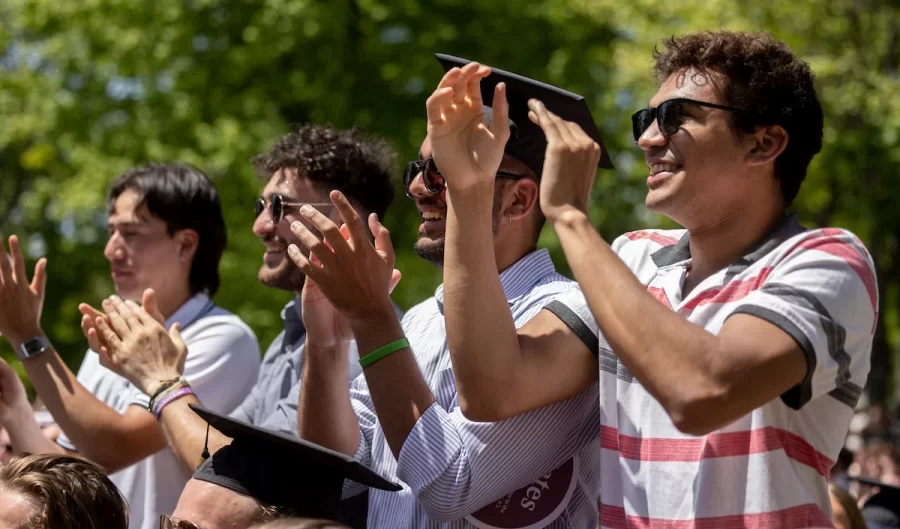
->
[345, 249, 603, 529]
[553, 214, 877, 529]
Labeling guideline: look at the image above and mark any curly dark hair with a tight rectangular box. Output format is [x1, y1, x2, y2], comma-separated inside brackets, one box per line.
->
[0, 453, 129, 529]
[252, 124, 396, 220]
[653, 30, 823, 205]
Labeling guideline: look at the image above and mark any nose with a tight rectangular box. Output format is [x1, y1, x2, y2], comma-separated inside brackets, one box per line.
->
[104, 233, 125, 262]
[252, 207, 276, 238]
[636, 118, 668, 151]
[407, 171, 430, 199]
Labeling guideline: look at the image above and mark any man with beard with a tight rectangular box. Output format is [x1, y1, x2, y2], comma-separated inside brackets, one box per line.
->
[287, 56, 607, 528]
[83, 125, 396, 528]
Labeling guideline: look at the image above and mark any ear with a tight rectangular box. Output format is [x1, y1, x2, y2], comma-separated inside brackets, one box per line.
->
[746, 124, 788, 167]
[175, 229, 199, 262]
[502, 178, 540, 222]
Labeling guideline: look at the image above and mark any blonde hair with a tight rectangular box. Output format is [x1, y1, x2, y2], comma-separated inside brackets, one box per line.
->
[0, 453, 129, 529]
[829, 484, 867, 529]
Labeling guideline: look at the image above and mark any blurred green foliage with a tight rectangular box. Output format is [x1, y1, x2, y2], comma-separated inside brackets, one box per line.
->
[1, 0, 899, 401]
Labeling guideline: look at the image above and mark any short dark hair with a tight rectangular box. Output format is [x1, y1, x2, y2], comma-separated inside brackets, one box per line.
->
[0, 454, 129, 529]
[653, 30, 824, 205]
[252, 124, 396, 220]
[107, 163, 227, 296]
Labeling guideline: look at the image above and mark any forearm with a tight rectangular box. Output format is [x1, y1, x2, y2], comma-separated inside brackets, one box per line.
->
[443, 187, 523, 418]
[553, 211, 723, 418]
[5, 406, 66, 456]
[298, 341, 360, 457]
[21, 346, 150, 467]
[157, 395, 230, 474]
[352, 310, 436, 459]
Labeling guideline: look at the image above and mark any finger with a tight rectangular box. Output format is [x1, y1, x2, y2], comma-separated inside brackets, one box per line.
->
[437, 67, 462, 90]
[31, 258, 47, 298]
[0, 240, 12, 287]
[290, 220, 339, 269]
[389, 269, 402, 294]
[369, 214, 396, 269]
[453, 62, 481, 103]
[126, 299, 156, 327]
[84, 324, 106, 354]
[489, 82, 511, 141]
[78, 303, 105, 320]
[169, 323, 188, 363]
[296, 205, 350, 255]
[102, 298, 132, 335]
[465, 65, 491, 107]
[287, 243, 324, 282]
[8, 236, 27, 285]
[425, 87, 455, 126]
[330, 191, 369, 250]
[141, 289, 166, 324]
[112, 296, 142, 330]
[527, 99, 564, 145]
[94, 316, 124, 351]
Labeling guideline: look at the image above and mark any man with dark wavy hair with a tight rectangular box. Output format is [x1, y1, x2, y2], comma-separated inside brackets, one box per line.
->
[435, 30, 875, 527]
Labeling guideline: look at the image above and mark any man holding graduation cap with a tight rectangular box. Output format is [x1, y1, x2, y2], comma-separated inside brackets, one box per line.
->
[286, 55, 609, 528]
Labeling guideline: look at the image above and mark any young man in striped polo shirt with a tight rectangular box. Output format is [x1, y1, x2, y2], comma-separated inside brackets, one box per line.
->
[432, 31, 876, 527]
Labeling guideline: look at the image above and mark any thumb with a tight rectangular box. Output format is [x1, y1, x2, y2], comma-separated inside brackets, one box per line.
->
[142, 289, 165, 324]
[169, 323, 188, 374]
[369, 214, 395, 269]
[31, 258, 47, 299]
[388, 269, 402, 294]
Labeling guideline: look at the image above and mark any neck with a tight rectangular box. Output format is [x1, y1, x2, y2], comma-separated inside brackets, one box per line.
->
[684, 199, 783, 287]
[495, 243, 536, 274]
[154, 284, 194, 321]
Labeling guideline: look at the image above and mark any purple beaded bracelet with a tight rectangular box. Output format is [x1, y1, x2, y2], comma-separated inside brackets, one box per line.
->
[153, 385, 194, 421]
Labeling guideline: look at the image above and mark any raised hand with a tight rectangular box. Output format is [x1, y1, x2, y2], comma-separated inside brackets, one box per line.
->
[78, 289, 165, 355]
[527, 99, 602, 222]
[426, 62, 511, 191]
[0, 235, 47, 349]
[91, 291, 187, 395]
[287, 191, 401, 327]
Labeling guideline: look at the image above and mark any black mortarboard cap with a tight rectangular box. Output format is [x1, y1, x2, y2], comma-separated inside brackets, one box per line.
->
[435, 53, 614, 176]
[848, 475, 900, 528]
[189, 404, 401, 521]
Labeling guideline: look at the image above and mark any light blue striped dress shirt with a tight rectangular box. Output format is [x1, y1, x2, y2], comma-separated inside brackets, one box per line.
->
[345, 249, 602, 529]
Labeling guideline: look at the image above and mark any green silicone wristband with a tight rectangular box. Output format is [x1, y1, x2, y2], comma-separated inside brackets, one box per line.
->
[359, 338, 410, 368]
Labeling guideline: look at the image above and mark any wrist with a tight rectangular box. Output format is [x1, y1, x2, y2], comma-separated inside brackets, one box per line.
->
[305, 340, 350, 369]
[140, 372, 183, 396]
[547, 206, 591, 229]
[349, 312, 404, 357]
[8, 327, 46, 352]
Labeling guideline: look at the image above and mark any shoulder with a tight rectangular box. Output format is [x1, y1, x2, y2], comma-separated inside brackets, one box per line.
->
[183, 307, 261, 354]
[401, 297, 440, 323]
[612, 228, 687, 274]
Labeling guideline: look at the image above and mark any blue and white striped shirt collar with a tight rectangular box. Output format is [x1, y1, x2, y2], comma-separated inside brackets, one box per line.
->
[434, 248, 557, 311]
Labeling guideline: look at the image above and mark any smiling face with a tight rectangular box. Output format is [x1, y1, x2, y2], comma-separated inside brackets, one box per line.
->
[636, 69, 760, 229]
[251, 168, 335, 293]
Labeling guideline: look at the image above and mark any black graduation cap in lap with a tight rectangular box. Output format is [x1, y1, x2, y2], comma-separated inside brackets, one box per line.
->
[847, 475, 900, 528]
[189, 404, 401, 521]
[435, 53, 615, 176]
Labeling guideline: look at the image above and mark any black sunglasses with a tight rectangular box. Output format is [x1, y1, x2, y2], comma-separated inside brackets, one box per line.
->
[631, 98, 743, 144]
[403, 157, 528, 198]
[255, 194, 333, 223]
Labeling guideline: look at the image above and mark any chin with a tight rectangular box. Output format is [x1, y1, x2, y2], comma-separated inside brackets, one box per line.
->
[414, 236, 446, 268]
[258, 264, 305, 293]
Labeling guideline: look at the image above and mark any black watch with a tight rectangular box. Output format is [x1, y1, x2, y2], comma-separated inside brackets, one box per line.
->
[16, 336, 52, 360]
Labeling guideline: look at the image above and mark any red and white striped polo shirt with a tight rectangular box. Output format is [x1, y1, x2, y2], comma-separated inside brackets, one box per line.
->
[551, 214, 876, 528]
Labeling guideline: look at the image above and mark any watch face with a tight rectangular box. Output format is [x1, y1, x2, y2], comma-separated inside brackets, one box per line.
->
[19, 338, 49, 358]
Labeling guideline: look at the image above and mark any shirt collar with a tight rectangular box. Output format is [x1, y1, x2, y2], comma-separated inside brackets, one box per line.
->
[434, 248, 556, 311]
[650, 213, 807, 270]
[165, 293, 214, 328]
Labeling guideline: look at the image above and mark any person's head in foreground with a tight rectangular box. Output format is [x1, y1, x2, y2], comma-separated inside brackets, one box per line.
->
[406, 54, 613, 268]
[105, 162, 227, 316]
[0, 453, 129, 529]
[251, 124, 395, 293]
[166, 405, 399, 529]
[634, 30, 823, 228]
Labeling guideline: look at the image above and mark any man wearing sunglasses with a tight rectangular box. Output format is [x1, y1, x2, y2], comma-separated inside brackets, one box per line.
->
[81, 124, 397, 529]
[290, 54, 607, 529]
[437, 31, 875, 527]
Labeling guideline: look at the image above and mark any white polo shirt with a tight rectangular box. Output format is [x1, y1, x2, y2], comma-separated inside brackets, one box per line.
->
[548, 215, 876, 528]
[57, 294, 261, 529]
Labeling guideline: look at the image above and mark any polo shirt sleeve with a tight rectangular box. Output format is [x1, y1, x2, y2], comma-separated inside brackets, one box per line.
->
[728, 229, 877, 410]
[542, 287, 601, 354]
[127, 315, 262, 415]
